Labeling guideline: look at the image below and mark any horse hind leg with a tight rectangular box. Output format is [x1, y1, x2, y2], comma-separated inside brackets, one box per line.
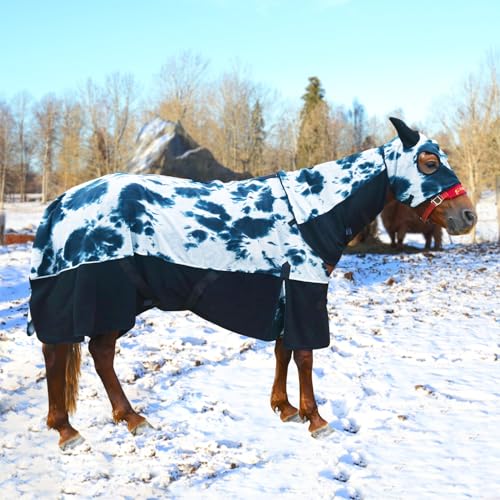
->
[88, 331, 152, 435]
[42, 342, 84, 450]
[270, 338, 300, 422]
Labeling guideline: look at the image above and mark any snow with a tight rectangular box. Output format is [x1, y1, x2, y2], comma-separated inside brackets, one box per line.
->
[1, 202, 499, 499]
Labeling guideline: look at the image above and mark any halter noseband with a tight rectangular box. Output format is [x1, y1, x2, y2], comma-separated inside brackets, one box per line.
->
[420, 184, 466, 222]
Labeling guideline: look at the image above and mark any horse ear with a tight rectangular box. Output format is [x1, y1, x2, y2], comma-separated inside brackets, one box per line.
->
[389, 117, 420, 149]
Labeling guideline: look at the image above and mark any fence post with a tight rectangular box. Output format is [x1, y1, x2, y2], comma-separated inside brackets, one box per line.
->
[0, 210, 5, 245]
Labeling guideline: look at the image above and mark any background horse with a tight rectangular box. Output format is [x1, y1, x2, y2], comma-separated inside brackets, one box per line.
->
[29, 118, 476, 449]
[382, 197, 443, 250]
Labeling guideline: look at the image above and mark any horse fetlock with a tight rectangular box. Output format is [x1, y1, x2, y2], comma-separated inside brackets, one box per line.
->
[113, 408, 147, 433]
[299, 403, 325, 425]
[271, 399, 299, 422]
[48, 419, 81, 447]
[46, 408, 70, 430]
[270, 393, 286, 411]
[305, 409, 329, 434]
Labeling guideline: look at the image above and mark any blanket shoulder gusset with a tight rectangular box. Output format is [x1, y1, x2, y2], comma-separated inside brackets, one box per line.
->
[277, 147, 386, 225]
[296, 169, 390, 266]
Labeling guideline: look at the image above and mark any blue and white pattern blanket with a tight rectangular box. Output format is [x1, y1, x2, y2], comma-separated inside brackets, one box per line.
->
[30, 146, 386, 285]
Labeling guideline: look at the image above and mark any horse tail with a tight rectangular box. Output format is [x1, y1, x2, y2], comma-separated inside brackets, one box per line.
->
[65, 343, 81, 415]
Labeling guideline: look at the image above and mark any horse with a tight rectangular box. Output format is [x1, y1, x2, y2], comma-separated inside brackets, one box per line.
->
[28, 117, 476, 450]
[382, 197, 443, 250]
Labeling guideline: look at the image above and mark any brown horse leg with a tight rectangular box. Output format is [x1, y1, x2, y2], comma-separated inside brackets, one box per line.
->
[424, 233, 432, 250]
[389, 231, 397, 248]
[270, 338, 300, 422]
[88, 331, 150, 434]
[42, 343, 82, 449]
[396, 229, 405, 249]
[434, 227, 443, 250]
[293, 349, 329, 436]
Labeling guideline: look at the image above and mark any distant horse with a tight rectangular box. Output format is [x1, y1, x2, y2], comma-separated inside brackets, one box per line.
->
[28, 118, 476, 449]
[382, 197, 443, 250]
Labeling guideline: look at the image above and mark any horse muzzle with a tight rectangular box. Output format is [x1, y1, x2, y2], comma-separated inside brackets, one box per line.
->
[420, 184, 477, 235]
[446, 207, 477, 235]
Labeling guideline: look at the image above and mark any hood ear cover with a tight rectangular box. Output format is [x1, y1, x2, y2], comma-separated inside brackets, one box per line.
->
[389, 117, 420, 149]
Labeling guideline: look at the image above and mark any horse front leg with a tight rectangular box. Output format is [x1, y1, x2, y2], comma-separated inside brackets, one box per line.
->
[293, 349, 330, 437]
[42, 343, 83, 450]
[270, 338, 300, 422]
[88, 331, 151, 435]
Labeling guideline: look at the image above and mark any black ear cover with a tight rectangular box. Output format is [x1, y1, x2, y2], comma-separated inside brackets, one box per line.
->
[389, 117, 420, 149]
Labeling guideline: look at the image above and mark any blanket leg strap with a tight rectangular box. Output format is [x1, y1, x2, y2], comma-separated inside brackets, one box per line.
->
[118, 258, 157, 307]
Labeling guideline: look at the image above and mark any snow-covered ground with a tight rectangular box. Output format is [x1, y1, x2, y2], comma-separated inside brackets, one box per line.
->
[0, 201, 499, 499]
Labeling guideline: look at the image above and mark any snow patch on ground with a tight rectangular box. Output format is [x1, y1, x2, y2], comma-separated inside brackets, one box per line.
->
[0, 203, 499, 499]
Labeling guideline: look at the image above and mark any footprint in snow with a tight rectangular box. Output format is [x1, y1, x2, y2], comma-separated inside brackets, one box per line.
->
[320, 466, 350, 483]
[334, 485, 364, 499]
[329, 401, 360, 433]
[340, 450, 368, 468]
[328, 417, 360, 434]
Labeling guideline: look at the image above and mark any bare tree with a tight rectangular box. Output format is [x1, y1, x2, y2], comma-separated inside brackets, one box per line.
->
[445, 56, 500, 197]
[0, 100, 15, 207]
[154, 51, 210, 136]
[81, 78, 107, 177]
[265, 104, 299, 173]
[156, 51, 209, 117]
[81, 73, 139, 178]
[58, 96, 84, 191]
[12, 92, 32, 201]
[213, 65, 269, 174]
[105, 72, 139, 172]
[33, 94, 60, 202]
[439, 53, 500, 241]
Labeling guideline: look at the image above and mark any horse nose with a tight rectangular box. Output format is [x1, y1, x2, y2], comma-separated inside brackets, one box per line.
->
[462, 208, 477, 228]
[447, 209, 477, 234]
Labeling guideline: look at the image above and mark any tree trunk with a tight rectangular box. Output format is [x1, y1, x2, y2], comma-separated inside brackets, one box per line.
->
[497, 175, 500, 243]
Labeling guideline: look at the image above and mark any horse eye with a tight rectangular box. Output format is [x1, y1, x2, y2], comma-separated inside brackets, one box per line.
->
[418, 155, 440, 175]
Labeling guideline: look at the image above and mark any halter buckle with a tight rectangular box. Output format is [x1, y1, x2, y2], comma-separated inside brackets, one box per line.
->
[430, 194, 444, 207]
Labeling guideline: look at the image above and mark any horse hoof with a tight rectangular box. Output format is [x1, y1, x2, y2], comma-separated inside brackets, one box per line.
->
[131, 420, 154, 436]
[282, 412, 303, 423]
[310, 424, 334, 439]
[59, 432, 85, 452]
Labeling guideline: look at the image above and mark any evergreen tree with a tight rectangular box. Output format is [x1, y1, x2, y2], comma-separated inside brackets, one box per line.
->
[249, 99, 265, 174]
[296, 77, 331, 168]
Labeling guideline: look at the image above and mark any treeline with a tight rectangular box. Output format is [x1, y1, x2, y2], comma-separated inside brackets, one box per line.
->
[0, 51, 499, 206]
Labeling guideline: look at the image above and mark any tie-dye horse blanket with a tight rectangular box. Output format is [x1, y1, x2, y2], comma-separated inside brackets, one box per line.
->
[29, 123, 460, 349]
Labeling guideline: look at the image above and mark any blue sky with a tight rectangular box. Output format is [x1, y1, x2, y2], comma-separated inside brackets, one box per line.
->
[1, 0, 499, 123]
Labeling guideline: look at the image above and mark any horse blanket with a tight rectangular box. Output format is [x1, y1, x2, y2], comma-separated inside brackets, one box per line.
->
[40, 103, 475, 351]
[29, 144, 392, 349]
[29, 122, 463, 349]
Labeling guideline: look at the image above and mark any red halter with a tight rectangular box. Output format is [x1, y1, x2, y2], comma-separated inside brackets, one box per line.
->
[420, 184, 467, 222]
